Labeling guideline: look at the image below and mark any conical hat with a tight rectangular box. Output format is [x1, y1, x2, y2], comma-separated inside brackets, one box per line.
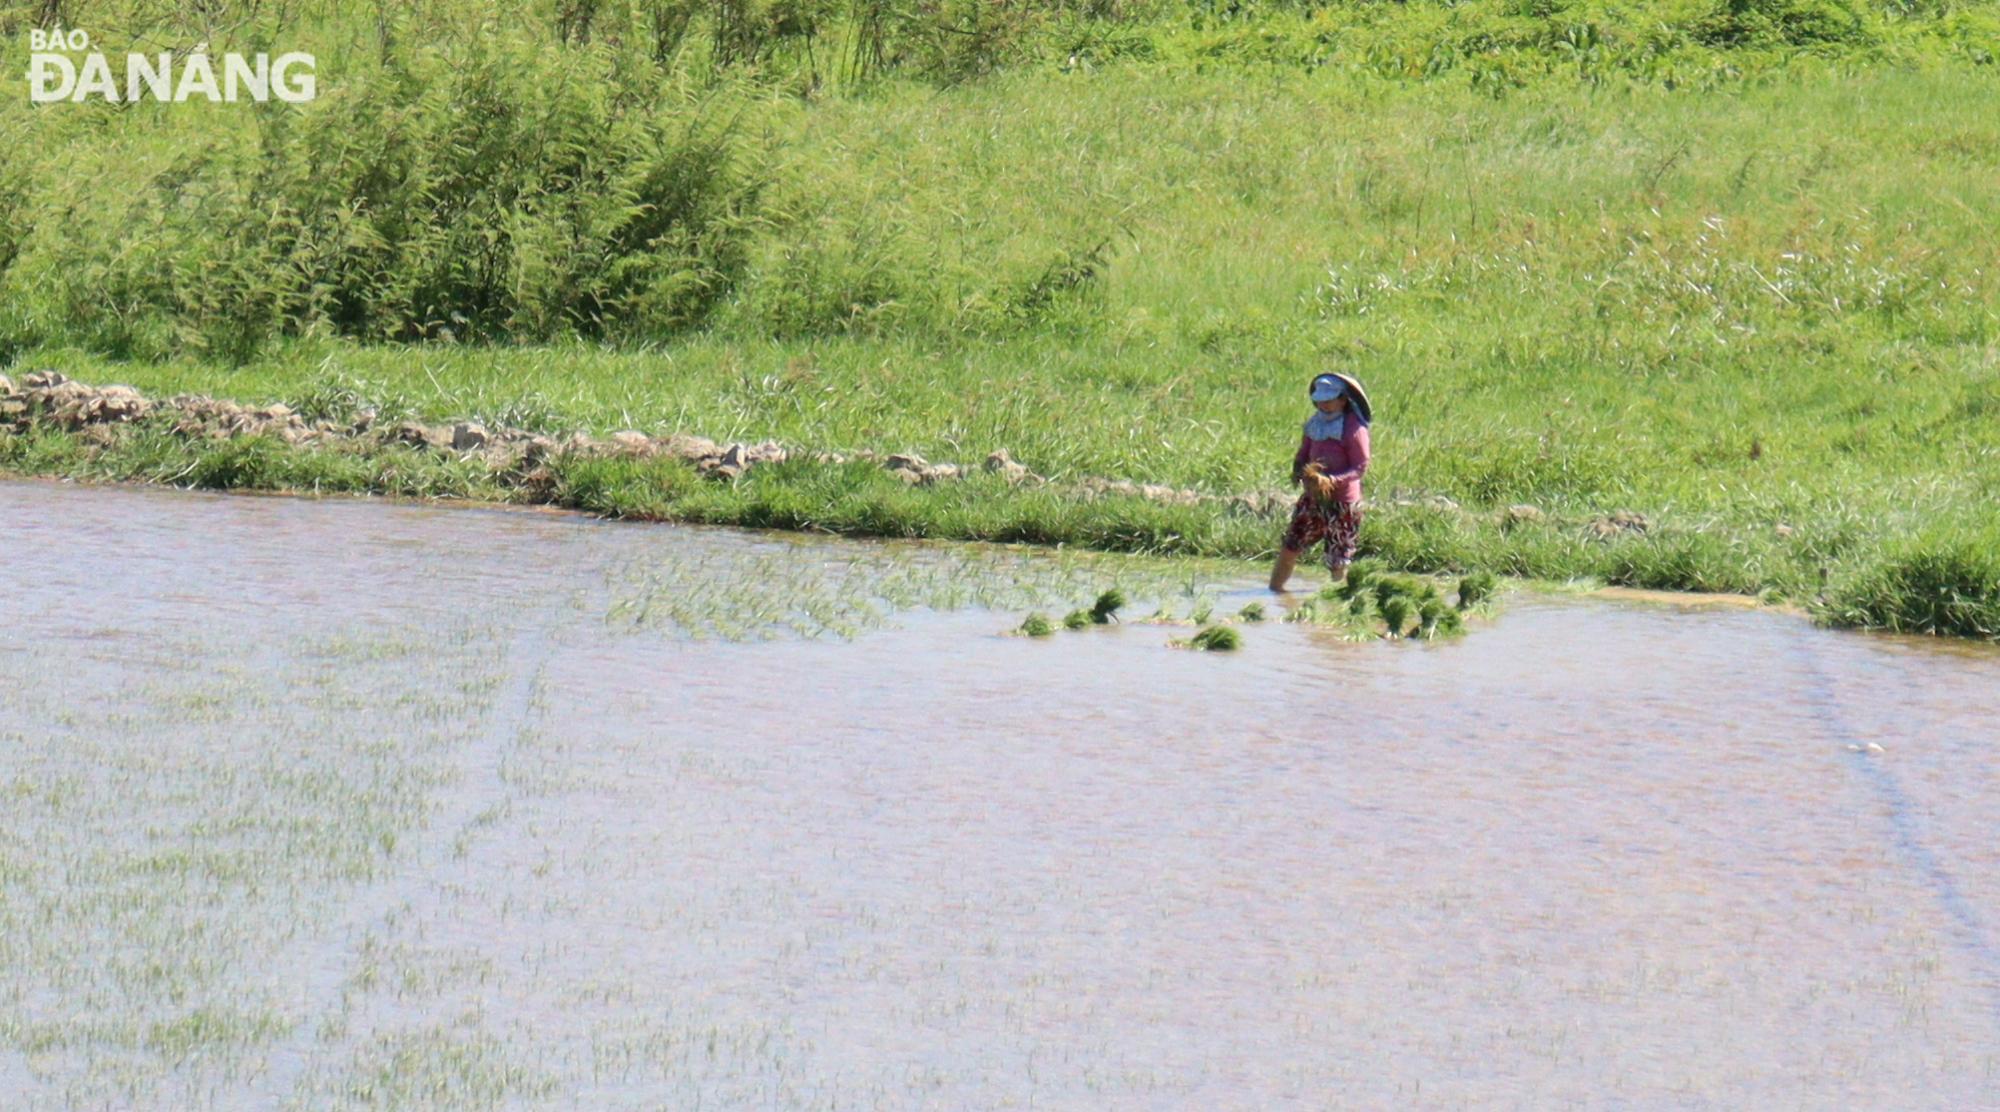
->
[1309, 373, 1372, 424]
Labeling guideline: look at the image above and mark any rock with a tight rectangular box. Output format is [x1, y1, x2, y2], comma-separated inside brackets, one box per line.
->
[1774, 524, 1795, 538]
[922, 463, 963, 483]
[0, 375, 13, 397]
[480, 441, 525, 469]
[984, 449, 1031, 484]
[394, 422, 454, 451]
[451, 422, 489, 452]
[33, 380, 94, 416]
[78, 424, 120, 448]
[609, 430, 656, 458]
[659, 434, 719, 461]
[516, 465, 558, 493]
[1587, 511, 1651, 537]
[20, 370, 68, 390]
[884, 452, 928, 475]
[1503, 504, 1546, 526]
[890, 466, 924, 485]
[87, 386, 151, 423]
[519, 435, 560, 464]
[253, 404, 293, 421]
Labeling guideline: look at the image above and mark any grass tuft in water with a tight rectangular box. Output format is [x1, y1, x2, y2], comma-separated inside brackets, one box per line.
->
[1824, 536, 2000, 640]
[1237, 602, 1266, 623]
[1019, 613, 1055, 638]
[1090, 588, 1127, 624]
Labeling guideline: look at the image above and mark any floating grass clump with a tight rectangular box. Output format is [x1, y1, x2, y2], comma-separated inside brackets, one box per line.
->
[1019, 613, 1054, 637]
[1090, 588, 1127, 623]
[1063, 609, 1093, 631]
[1237, 602, 1266, 622]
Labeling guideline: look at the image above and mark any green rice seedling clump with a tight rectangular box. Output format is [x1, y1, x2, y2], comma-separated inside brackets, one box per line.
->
[1237, 602, 1266, 622]
[1091, 588, 1127, 623]
[1340, 561, 1381, 601]
[1379, 595, 1416, 638]
[1063, 609, 1093, 631]
[1188, 626, 1242, 651]
[1020, 613, 1055, 637]
[1458, 572, 1499, 610]
[1416, 598, 1465, 639]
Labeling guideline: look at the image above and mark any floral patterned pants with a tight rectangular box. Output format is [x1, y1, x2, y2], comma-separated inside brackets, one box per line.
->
[1280, 495, 1362, 571]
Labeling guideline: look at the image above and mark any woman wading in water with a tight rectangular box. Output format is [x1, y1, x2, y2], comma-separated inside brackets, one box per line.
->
[1270, 372, 1371, 591]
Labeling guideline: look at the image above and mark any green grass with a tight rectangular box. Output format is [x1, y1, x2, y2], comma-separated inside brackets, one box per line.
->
[1, 1, 1997, 637]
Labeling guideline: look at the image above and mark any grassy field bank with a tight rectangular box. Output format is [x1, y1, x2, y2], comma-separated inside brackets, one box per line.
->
[0, 2, 1996, 637]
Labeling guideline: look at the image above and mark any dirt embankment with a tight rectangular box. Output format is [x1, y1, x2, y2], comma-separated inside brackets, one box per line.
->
[0, 370, 1297, 514]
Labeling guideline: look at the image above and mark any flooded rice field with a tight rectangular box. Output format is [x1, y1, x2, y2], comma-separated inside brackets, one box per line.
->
[2, 479, 1997, 1110]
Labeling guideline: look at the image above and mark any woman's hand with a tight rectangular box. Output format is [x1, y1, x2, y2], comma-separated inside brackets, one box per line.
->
[1301, 461, 1337, 503]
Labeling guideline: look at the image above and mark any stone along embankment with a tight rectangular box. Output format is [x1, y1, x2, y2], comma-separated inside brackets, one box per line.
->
[0, 370, 1297, 515]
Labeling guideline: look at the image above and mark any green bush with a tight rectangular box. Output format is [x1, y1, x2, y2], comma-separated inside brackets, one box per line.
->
[3, 37, 770, 359]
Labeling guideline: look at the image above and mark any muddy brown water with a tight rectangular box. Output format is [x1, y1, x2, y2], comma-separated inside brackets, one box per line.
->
[2, 479, 1997, 1110]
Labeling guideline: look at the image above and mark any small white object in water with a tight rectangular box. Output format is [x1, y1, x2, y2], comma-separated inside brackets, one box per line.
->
[1847, 744, 1862, 752]
[1866, 742, 1886, 754]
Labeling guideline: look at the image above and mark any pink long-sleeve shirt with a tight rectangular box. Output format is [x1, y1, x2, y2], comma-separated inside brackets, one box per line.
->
[1293, 421, 1370, 503]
